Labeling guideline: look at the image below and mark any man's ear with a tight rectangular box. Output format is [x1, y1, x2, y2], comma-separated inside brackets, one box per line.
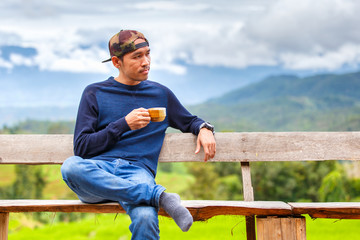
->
[111, 56, 122, 68]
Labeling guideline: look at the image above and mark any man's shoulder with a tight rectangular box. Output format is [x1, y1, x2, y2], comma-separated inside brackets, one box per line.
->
[84, 78, 114, 93]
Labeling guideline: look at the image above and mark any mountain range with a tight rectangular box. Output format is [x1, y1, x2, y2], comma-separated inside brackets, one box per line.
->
[1, 67, 360, 131]
[189, 71, 360, 131]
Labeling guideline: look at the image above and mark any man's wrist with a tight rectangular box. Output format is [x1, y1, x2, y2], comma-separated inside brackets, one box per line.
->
[199, 122, 215, 135]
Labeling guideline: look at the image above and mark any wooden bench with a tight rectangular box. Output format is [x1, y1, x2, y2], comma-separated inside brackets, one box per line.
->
[1, 132, 360, 240]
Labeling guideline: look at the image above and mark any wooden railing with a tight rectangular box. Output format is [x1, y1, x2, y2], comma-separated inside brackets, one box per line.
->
[1, 132, 360, 240]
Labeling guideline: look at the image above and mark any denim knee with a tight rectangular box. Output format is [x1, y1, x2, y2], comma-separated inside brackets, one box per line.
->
[61, 156, 83, 181]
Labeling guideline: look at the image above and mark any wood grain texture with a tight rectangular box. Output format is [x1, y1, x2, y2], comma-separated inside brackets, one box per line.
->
[0, 213, 9, 240]
[240, 162, 256, 240]
[256, 216, 306, 240]
[2, 132, 360, 164]
[289, 202, 360, 219]
[0, 200, 293, 221]
[0, 134, 73, 164]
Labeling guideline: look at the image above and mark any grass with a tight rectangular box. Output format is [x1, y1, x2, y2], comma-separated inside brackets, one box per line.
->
[8, 213, 247, 240]
[7, 213, 360, 240]
[307, 217, 360, 240]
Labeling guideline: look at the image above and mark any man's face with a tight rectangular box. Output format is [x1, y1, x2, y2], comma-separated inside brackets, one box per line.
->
[117, 39, 151, 85]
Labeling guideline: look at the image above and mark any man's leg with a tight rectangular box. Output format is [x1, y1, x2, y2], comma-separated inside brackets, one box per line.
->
[116, 162, 161, 240]
[61, 156, 192, 235]
[122, 204, 160, 240]
[61, 156, 165, 205]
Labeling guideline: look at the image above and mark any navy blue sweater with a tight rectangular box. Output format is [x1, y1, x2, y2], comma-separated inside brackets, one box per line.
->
[73, 77, 205, 176]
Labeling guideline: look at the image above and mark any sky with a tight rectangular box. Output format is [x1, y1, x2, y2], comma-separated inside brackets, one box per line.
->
[2, 0, 360, 76]
[1, 0, 360, 125]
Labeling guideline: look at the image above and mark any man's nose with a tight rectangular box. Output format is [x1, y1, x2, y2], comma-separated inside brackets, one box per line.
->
[142, 56, 150, 66]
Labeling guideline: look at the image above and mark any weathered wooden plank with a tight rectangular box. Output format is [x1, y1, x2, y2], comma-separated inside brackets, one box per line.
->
[1, 132, 360, 164]
[256, 216, 306, 240]
[241, 162, 254, 202]
[281, 217, 297, 239]
[241, 162, 256, 240]
[0, 200, 125, 214]
[0, 134, 73, 164]
[289, 202, 360, 219]
[296, 217, 306, 239]
[161, 132, 360, 162]
[0, 212, 9, 240]
[0, 200, 293, 221]
[185, 200, 292, 221]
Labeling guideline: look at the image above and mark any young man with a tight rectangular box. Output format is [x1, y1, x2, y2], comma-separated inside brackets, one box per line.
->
[61, 30, 216, 240]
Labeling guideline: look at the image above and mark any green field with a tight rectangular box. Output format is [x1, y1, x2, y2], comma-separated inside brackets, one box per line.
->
[7, 213, 360, 240]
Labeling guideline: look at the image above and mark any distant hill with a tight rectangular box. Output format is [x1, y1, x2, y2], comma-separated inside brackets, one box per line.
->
[2, 70, 360, 132]
[189, 71, 360, 131]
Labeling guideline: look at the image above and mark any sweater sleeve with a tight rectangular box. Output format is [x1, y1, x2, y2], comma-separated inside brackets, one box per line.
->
[166, 88, 205, 135]
[73, 86, 131, 158]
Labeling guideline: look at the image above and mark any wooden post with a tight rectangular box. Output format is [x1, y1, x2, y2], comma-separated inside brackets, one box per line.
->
[241, 162, 256, 240]
[256, 216, 306, 240]
[0, 213, 9, 240]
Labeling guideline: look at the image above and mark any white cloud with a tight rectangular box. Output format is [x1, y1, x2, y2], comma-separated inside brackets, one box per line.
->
[0, 58, 13, 69]
[1, 0, 360, 74]
[280, 43, 360, 70]
[244, 0, 360, 70]
[10, 54, 36, 67]
[33, 40, 111, 73]
[131, 1, 210, 11]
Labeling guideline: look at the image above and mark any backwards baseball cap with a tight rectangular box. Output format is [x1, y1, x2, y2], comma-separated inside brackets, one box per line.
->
[102, 30, 149, 63]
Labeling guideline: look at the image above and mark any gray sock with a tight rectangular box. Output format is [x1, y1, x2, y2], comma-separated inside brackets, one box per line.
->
[159, 192, 193, 232]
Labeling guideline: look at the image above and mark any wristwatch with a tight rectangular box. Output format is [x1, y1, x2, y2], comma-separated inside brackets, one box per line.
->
[199, 122, 215, 134]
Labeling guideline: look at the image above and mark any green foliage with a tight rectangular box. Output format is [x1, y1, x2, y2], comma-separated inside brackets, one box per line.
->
[158, 162, 173, 173]
[216, 175, 243, 200]
[11, 165, 46, 199]
[185, 162, 220, 200]
[0, 120, 74, 134]
[348, 178, 360, 201]
[252, 162, 305, 201]
[0, 165, 45, 200]
[183, 160, 351, 202]
[248, 161, 336, 202]
[319, 169, 350, 202]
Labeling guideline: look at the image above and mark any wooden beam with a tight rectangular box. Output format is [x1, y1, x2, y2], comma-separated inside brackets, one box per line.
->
[289, 202, 360, 219]
[0, 200, 292, 221]
[241, 162, 254, 202]
[1, 132, 360, 164]
[0, 212, 9, 240]
[241, 162, 256, 240]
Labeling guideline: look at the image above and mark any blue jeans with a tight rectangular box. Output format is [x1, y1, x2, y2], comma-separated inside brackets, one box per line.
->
[61, 156, 166, 240]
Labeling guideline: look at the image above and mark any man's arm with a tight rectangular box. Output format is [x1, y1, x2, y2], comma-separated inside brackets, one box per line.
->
[166, 87, 216, 161]
[195, 128, 216, 162]
[73, 87, 126, 158]
[74, 90, 150, 159]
